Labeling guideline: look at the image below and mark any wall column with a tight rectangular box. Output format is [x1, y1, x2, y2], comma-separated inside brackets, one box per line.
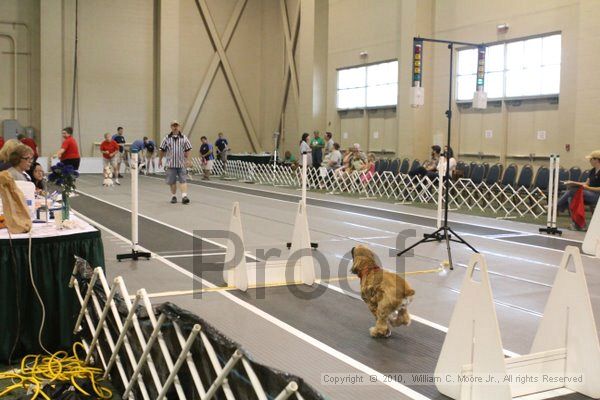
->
[396, 0, 434, 159]
[297, 0, 328, 134]
[40, 0, 63, 156]
[157, 0, 180, 136]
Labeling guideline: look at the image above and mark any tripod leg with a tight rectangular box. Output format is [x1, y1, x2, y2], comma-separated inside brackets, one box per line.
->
[397, 234, 428, 256]
[444, 229, 454, 270]
[448, 227, 479, 253]
[397, 227, 444, 256]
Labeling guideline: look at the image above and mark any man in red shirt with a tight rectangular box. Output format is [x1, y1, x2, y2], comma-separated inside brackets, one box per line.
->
[100, 132, 120, 185]
[17, 134, 38, 161]
[54, 126, 81, 170]
[0, 136, 4, 150]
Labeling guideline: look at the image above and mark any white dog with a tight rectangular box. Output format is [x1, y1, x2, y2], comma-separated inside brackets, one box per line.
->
[103, 165, 114, 187]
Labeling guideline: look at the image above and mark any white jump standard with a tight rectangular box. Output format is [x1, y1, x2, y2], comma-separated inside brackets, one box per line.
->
[582, 203, 600, 257]
[223, 201, 316, 291]
[435, 246, 600, 399]
[539, 154, 562, 235]
[116, 150, 151, 261]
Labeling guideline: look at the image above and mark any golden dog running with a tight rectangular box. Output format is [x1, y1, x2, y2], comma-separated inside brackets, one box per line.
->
[351, 244, 415, 338]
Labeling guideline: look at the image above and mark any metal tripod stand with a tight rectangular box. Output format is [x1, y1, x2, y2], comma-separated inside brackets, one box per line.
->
[397, 38, 481, 269]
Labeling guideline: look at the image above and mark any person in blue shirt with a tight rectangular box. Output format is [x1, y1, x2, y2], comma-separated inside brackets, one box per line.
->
[215, 132, 229, 169]
[143, 136, 157, 174]
[112, 127, 126, 178]
[199, 136, 214, 180]
[130, 138, 144, 153]
[130, 138, 145, 172]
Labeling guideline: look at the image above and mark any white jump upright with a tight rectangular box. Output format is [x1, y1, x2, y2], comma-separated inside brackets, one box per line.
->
[223, 201, 316, 291]
[131, 151, 139, 250]
[301, 153, 307, 204]
[116, 150, 151, 261]
[224, 202, 249, 291]
[540, 154, 561, 235]
[435, 253, 510, 400]
[530, 246, 600, 397]
[435, 246, 600, 399]
[582, 204, 600, 257]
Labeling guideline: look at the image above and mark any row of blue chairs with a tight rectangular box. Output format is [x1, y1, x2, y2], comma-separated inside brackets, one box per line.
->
[373, 158, 590, 192]
[456, 161, 589, 191]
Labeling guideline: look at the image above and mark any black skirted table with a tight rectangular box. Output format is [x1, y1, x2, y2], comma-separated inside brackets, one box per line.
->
[0, 217, 104, 362]
[228, 153, 272, 164]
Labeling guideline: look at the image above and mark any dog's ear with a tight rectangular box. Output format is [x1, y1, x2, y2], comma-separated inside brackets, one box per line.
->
[351, 255, 368, 275]
[404, 280, 415, 297]
[353, 245, 374, 261]
[351, 246, 355, 259]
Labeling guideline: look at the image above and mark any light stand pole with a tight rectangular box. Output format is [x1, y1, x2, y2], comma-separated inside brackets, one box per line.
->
[397, 37, 481, 269]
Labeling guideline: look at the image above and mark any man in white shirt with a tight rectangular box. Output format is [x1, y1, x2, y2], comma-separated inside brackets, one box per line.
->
[327, 142, 343, 170]
[325, 132, 334, 155]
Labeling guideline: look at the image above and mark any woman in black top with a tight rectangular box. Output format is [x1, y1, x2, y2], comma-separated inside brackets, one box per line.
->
[27, 162, 46, 194]
[557, 150, 600, 213]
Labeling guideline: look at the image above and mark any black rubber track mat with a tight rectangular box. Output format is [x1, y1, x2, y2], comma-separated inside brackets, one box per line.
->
[70, 192, 593, 400]
[145, 176, 583, 251]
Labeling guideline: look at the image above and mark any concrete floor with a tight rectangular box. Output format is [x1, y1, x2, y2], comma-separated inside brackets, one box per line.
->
[70, 173, 599, 400]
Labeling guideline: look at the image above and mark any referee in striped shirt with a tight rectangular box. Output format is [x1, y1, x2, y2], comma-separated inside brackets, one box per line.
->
[159, 121, 193, 204]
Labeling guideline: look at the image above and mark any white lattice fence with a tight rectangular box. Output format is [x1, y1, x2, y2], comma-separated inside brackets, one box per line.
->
[70, 263, 311, 400]
[189, 157, 547, 218]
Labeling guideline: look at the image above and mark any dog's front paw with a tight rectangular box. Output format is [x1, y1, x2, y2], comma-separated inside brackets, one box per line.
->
[398, 309, 411, 326]
[369, 326, 391, 338]
[390, 308, 411, 327]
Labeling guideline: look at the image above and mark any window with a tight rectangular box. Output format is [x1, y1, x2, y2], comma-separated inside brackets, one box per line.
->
[456, 33, 561, 101]
[337, 60, 398, 109]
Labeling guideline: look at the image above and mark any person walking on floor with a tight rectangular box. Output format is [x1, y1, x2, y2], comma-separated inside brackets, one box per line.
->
[200, 136, 214, 180]
[100, 132, 120, 185]
[54, 127, 81, 170]
[159, 121, 192, 204]
[144, 136, 157, 174]
[112, 126, 126, 178]
[215, 132, 229, 175]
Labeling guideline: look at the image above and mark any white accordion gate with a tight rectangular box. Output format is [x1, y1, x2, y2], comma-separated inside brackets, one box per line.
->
[69, 262, 313, 400]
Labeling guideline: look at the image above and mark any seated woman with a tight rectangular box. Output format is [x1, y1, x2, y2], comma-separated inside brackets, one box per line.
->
[282, 150, 297, 165]
[5, 144, 34, 181]
[359, 153, 377, 184]
[28, 162, 46, 194]
[557, 150, 600, 221]
[0, 139, 21, 171]
[326, 143, 343, 171]
[436, 145, 457, 179]
[410, 145, 441, 179]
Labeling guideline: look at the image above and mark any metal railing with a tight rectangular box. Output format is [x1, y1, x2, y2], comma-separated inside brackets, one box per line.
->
[190, 158, 548, 219]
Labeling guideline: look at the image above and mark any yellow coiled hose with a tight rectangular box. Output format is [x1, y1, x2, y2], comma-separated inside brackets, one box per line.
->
[0, 342, 112, 399]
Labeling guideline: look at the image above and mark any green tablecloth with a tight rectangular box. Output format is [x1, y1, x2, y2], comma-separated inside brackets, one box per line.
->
[0, 230, 104, 362]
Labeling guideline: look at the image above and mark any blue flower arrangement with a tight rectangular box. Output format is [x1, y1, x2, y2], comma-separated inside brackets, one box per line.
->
[48, 162, 79, 194]
[48, 162, 79, 219]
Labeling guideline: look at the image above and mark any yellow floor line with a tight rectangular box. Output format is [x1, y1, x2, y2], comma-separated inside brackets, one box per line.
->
[139, 267, 443, 299]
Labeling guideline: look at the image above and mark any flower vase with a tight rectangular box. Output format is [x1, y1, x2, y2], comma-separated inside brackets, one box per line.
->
[61, 192, 70, 220]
